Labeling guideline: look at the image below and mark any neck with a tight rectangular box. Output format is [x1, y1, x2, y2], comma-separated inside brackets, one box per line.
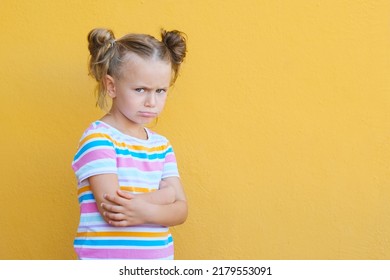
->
[101, 113, 148, 140]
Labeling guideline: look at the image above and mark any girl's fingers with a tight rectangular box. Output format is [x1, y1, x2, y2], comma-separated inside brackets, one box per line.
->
[117, 189, 135, 200]
[103, 211, 124, 221]
[101, 202, 122, 213]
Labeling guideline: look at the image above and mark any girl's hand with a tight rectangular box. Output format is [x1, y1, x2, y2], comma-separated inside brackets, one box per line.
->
[101, 190, 156, 227]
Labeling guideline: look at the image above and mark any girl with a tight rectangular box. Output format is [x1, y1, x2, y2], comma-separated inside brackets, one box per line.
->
[71, 28, 188, 260]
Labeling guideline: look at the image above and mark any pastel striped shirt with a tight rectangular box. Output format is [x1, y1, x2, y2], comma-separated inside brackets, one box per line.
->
[71, 121, 179, 260]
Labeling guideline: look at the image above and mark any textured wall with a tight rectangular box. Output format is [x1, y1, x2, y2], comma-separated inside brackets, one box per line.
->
[1, 0, 389, 259]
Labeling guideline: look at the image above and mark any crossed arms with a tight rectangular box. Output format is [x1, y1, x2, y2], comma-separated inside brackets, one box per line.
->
[89, 174, 188, 227]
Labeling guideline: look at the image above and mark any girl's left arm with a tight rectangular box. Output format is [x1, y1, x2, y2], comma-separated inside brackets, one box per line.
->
[101, 176, 188, 227]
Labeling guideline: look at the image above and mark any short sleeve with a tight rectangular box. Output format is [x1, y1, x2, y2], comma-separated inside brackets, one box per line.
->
[161, 143, 180, 178]
[72, 133, 117, 182]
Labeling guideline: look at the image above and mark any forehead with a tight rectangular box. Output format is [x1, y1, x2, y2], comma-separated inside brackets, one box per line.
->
[119, 53, 172, 85]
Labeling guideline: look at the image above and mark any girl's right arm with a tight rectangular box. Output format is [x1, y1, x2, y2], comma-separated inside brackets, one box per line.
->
[89, 174, 121, 224]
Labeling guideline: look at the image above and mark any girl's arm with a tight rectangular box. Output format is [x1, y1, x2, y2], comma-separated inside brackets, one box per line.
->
[101, 176, 188, 227]
[138, 180, 176, 205]
[88, 174, 120, 224]
[89, 174, 177, 225]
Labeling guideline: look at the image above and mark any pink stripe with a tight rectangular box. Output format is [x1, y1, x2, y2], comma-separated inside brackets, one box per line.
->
[80, 202, 99, 213]
[117, 156, 164, 171]
[76, 244, 174, 259]
[164, 153, 177, 163]
[73, 149, 116, 171]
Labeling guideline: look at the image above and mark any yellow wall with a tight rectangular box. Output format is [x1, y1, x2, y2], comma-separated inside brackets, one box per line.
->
[1, 0, 390, 259]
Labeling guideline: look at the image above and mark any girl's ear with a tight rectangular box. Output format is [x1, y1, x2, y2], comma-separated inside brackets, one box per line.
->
[104, 75, 116, 98]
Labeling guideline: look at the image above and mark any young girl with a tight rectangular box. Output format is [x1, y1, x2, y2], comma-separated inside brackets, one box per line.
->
[71, 28, 188, 260]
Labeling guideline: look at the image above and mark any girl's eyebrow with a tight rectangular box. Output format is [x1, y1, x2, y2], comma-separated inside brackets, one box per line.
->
[133, 85, 169, 90]
[131, 84, 149, 89]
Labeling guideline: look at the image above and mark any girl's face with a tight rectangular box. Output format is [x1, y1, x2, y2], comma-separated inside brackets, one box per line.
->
[107, 54, 172, 129]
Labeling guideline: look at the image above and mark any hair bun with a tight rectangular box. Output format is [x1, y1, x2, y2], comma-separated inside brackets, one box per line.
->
[161, 29, 187, 65]
[87, 28, 116, 57]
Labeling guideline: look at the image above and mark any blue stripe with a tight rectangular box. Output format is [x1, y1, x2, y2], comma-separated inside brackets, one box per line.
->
[79, 193, 95, 203]
[115, 147, 172, 160]
[74, 236, 173, 247]
[74, 140, 114, 160]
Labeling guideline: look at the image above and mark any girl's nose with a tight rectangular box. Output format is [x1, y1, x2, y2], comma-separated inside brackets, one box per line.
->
[144, 92, 157, 107]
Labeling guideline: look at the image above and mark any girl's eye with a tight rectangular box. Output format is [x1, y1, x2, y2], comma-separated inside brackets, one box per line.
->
[135, 88, 145, 93]
[156, 89, 167, 94]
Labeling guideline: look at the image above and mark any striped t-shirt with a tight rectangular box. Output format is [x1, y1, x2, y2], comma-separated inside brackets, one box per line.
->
[71, 120, 179, 260]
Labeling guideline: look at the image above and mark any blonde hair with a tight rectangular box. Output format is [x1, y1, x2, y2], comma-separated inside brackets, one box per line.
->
[87, 28, 187, 110]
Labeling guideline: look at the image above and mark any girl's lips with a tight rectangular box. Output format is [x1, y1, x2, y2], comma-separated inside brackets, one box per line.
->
[139, 111, 157, 118]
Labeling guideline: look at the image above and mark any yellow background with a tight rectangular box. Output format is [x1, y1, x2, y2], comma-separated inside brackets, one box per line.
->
[1, 0, 389, 259]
